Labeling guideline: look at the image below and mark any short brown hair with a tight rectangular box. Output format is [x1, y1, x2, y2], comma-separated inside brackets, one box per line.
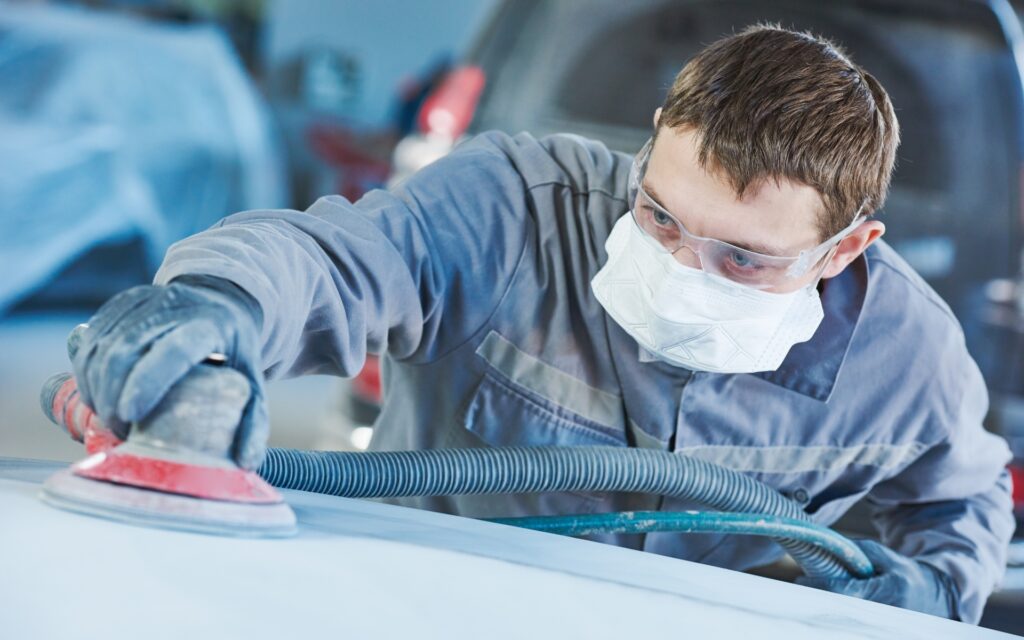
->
[659, 24, 899, 239]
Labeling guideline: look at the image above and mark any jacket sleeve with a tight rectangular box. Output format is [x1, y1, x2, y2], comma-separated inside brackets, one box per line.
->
[153, 131, 534, 380]
[866, 357, 1014, 624]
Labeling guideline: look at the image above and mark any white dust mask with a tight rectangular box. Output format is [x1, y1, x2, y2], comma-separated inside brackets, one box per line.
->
[591, 214, 826, 373]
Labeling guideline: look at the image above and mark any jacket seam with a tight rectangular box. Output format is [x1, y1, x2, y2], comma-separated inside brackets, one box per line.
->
[410, 203, 534, 367]
[476, 330, 622, 407]
[868, 255, 959, 324]
[411, 183, 627, 367]
[524, 180, 630, 204]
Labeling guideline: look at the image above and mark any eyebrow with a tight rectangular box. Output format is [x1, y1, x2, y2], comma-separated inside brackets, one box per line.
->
[642, 180, 791, 257]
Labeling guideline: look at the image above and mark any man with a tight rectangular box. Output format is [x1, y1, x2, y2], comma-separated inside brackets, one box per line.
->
[73, 26, 1012, 622]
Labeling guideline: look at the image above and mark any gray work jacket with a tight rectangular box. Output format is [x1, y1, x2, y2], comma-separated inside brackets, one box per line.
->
[155, 131, 1014, 623]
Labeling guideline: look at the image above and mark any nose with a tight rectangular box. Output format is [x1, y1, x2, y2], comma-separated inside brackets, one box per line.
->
[671, 244, 702, 270]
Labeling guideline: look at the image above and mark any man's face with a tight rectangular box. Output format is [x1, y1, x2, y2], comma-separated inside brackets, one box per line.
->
[642, 124, 884, 293]
[644, 126, 824, 292]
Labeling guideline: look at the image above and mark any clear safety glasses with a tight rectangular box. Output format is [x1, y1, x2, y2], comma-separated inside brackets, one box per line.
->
[628, 138, 865, 290]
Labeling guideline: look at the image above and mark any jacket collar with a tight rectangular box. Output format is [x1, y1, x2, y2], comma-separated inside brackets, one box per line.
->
[752, 250, 869, 402]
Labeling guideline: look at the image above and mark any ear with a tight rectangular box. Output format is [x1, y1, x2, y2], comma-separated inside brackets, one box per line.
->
[653, 108, 663, 128]
[820, 220, 885, 279]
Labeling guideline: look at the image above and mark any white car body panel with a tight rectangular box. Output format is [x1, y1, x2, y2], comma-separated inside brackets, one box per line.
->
[0, 458, 1010, 639]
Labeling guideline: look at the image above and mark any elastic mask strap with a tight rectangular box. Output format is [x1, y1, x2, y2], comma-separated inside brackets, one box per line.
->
[807, 242, 844, 293]
[812, 203, 870, 282]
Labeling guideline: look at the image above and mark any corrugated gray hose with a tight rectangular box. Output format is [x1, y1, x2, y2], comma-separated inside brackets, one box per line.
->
[260, 446, 868, 579]
[44, 327, 868, 577]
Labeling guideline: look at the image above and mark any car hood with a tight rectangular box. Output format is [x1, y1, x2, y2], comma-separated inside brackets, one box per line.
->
[0, 457, 1003, 639]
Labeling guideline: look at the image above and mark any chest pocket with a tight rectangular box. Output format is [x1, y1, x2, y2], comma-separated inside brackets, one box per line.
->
[459, 331, 627, 449]
[451, 333, 628, 516]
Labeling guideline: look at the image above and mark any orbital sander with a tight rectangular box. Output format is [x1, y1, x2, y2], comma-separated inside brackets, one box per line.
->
[39, 349, 296, 538]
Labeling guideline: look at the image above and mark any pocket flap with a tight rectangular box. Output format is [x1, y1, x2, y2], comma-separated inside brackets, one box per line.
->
[475, 330, 623, 430]
[462, 372, 626, 448]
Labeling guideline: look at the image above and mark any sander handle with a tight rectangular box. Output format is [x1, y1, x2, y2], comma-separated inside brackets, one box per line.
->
[41, 351, 228, 454]
[40, 373, 121, 454]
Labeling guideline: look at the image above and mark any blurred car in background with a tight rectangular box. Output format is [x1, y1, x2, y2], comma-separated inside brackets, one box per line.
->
[347, 0, 1024, 631]
[1, 3, 289, 316]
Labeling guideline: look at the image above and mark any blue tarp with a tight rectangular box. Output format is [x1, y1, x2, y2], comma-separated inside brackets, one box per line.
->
[0, 4, 288, 314]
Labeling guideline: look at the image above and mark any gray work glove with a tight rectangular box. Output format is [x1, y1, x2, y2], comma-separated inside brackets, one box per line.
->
[796, 539, 960, 620]
[71, 274, 268, 470]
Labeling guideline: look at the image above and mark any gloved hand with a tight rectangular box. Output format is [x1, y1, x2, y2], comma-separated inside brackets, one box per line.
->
[71, 274, 268, 470]
[796, 539, 960, 619]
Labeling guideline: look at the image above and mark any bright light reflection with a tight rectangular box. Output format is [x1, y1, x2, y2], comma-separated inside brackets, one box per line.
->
[350, 426, 373, 451]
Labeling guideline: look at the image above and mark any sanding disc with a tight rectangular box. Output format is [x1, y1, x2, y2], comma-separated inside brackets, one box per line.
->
[41, 469, 298, 538]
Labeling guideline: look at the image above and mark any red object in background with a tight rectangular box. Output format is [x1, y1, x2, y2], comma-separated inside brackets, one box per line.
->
[306, 125, 392, 202]
[1011, 464, 1024, 509]
[417, 66, 485, 139]
[352, 355, 382, 403]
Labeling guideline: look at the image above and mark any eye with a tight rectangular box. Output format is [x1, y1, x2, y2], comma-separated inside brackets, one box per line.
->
[651, 209, 674, 228]
[727, 250, 758, 270]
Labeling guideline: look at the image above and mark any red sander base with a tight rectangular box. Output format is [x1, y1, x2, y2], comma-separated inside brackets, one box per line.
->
[41, 442, 297, 538]
[40, 367, 297, 538]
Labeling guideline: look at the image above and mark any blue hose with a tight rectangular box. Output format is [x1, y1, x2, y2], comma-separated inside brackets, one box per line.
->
[259, 446, 872, 579]
[489, 510, 874, 579]
[43, 334, 871, 577]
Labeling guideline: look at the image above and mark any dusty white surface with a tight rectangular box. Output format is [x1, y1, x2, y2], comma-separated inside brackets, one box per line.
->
[0, 458, 1013, 640]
